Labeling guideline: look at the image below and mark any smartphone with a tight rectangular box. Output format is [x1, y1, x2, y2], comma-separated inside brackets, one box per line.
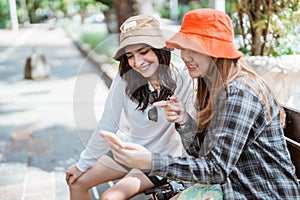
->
[99, 130, 124, 148]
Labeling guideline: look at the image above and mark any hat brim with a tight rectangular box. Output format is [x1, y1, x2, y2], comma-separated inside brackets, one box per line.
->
[166, 32, 243, 59]
[113, 35, 166, 60]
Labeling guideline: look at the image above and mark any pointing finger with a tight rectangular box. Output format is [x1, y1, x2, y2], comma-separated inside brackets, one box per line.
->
[153, 101, 168, 107]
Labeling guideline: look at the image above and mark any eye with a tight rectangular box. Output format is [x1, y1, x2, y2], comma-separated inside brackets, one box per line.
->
[126, 54, 133, 59]
[139, 48, 150, 55]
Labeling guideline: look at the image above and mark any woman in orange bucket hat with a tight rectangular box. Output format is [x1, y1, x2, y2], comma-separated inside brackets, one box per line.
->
[110, 8, 300, 199]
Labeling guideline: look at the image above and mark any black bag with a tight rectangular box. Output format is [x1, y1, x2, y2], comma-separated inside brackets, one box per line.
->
[283, 105, 300, 179]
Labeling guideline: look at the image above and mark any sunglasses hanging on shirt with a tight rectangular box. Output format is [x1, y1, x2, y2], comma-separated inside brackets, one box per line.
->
[147, 88, 173, 122]
[148, 90, 158, 122]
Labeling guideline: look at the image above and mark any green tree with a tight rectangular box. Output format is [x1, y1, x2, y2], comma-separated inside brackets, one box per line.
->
[0, 0, 10, 28]
[25, 0, 51, 23]
[228, 0, 300, 56]
[73, 0, 102, 23]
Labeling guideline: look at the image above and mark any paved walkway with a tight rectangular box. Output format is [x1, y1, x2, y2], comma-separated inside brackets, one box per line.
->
[0, 20, 180, 200]
[0, 23, 138, 200]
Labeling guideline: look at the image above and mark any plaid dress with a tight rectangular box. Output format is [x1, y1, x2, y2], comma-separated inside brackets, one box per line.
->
[149, 76, 300, 199]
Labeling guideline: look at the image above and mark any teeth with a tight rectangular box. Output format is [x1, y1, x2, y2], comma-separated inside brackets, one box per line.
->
[186, 63, 196, 68]
[139, 65, 148, 71]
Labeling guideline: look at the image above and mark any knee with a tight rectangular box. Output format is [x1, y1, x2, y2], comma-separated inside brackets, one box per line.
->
[100, 189, 126, 200]
[69, 178, 90, 192]
[100, 190, 113, 200]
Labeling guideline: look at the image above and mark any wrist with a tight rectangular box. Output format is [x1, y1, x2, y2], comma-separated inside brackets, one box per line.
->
[179, 112, 188, 126]
[75, 163, 87, 173]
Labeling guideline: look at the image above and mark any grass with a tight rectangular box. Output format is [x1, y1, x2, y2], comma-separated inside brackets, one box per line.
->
[59, 18, 118, 61]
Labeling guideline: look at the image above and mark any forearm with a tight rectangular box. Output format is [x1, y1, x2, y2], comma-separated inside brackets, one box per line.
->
[76, 74, 124, 172]
[76, 128, 110, 172]
[175, 113, 201, 157]
[175, 112, 197, 134]
[149, 153, 225, 184]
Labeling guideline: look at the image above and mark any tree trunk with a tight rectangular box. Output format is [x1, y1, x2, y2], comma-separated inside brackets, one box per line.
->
[103, 8, 118, 33]
[235, 0, 269, 55]
[250, 27, 263, 55]
[113, 0, 154, 33]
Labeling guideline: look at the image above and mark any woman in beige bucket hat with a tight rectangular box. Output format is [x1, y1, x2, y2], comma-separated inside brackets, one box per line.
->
[66, 15, 194, 199]
[110, 9, 300, 199]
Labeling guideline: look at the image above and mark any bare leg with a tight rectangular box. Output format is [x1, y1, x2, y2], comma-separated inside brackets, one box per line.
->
[69, 155, 128, 200]
[100, 169, 154, 200]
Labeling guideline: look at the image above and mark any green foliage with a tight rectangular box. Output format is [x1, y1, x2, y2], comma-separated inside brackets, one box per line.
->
[272, 29, 300, 56]
[156, 5, 170, 19]
[94, 0, 113, 12]
[0, 0, 11, 29]
[73, 0, 100, 10]
[81, 31, 119, 60]
[81, 32, 107, 50]
[228, 0, 300, 56]
[155, 0, 209, 23]
[238, 47, 250, 55]
[25, 0, 51, 23]
[60, 18, 115, 59]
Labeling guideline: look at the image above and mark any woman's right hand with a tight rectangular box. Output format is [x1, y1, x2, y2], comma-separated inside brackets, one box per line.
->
[65, 164, 84, 185]
[154, 95, 187, 126]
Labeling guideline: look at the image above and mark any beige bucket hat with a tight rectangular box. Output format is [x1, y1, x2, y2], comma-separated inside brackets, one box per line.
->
[113, 15, 167, 60]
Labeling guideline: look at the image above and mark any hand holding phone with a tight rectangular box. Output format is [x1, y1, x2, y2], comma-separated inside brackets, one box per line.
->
[99, 130, 124, 148]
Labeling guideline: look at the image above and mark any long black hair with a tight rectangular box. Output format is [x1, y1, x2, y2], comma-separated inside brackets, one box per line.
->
[119, 47, 176, 111]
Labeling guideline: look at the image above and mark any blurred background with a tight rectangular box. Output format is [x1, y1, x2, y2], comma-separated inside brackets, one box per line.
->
[0, 0, 300, 200]
[2, 0, 300, 56]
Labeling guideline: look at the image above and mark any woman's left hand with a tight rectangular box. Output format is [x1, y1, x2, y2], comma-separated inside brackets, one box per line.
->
[110, 142, 152, 170]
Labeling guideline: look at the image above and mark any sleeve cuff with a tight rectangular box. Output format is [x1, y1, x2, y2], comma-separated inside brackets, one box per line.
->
[175, 113, 197, 134]
[76, 158, 94, 172]
[150, 153, 171, 174]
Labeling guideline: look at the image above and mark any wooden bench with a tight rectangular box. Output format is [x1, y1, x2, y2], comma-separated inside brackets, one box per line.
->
[283, 106, 300, 180]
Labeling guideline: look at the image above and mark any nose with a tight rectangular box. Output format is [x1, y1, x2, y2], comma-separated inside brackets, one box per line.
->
[181, 49, 189, 60]
[181, 50, 191, 63]
[134, 54, 144, 68]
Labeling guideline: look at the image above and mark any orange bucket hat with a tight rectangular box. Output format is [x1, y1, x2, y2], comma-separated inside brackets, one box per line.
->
[166, 8, 243, 59]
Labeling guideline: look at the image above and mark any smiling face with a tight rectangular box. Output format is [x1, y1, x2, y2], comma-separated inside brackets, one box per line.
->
[125, 44, 159, 81]
[181, 49, 211, 78]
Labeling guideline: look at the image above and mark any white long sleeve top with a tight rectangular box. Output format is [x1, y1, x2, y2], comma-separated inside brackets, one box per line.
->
[76, 63, 194, 172]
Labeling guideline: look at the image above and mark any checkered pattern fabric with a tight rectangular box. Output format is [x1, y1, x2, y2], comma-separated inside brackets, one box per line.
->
[149, 76, 300, 199]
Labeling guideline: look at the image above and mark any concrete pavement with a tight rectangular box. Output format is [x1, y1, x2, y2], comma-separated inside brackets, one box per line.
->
[0, 23, 126, 200]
